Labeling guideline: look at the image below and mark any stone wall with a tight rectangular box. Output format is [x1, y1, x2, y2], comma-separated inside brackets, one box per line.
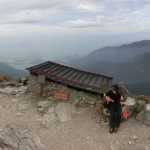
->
[27, 75, 102, 108]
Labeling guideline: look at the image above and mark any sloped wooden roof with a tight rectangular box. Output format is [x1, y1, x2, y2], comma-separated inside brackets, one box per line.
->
[26, 61, 113, 93]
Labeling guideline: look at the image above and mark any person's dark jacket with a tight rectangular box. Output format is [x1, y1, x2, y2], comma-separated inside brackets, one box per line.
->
[106, 90, 121, 106]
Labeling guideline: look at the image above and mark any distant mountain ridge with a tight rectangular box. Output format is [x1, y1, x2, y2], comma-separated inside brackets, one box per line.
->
[125, 82, 150, 96]
[71, 40, 150, 67]
[130, 52, 149, 62]
[0, 62, 29, 77]
[80, 52, 150, 83]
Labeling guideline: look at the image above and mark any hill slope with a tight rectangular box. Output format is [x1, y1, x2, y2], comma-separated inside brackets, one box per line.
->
[80, 52, 150, 83]
[125, 82, 150, 96]
[71, 40, 150, 67]
[0, 62, 29, 77]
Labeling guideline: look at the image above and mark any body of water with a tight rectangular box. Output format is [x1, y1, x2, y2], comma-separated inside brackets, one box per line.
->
[9, 64, 34, 71]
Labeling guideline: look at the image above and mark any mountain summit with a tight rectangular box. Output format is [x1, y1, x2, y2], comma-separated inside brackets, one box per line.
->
[71, 40, 150, 67]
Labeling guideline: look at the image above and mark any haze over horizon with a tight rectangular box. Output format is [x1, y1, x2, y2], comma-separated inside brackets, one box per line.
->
[0, 0, 150, 60]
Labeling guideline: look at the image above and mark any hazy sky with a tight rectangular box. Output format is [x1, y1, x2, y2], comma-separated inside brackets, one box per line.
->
[0, 0, 150, 59]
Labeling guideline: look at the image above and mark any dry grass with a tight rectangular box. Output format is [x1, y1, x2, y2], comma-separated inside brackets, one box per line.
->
[0, 74, 10, 82]
[133, 95, 150, 103]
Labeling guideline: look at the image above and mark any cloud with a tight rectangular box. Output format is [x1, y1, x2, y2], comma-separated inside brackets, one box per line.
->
[77, 4, 103, 12]
[0, 10, 51, 24]
[59, 15, 105, 28]
[0, 0, 67, 11]
[0, 0, 150, 62]
[0, 0, 71, 24]
[0, 0, 150, 36]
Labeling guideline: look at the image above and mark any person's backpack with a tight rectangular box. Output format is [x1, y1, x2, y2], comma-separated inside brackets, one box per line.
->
[122, 106, 128, 119]
[103, 96, 110, 109]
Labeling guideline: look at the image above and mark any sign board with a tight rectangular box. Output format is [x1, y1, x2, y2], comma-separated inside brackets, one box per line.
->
[101, 83, 109, 93]
[53, 92, 69, 101]
[37, 75, 45, 84]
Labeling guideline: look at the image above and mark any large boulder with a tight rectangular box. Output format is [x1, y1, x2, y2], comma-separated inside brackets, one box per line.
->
[135, 100, 146, 113]
[0, 124, 46, 150]
[136, 104, 150, 127]
[103, 108, 110, 116]
[38, 101, 52, 108]
[116, 82, 132, 98]
[41, 113, 56, 128]
[55, 103, 76, 122]
[126, 97, 137, 116]
[38, 101, 52, 114]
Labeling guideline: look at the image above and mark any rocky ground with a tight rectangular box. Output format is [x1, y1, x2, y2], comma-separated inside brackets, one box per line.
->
[0, 89, 150, 150]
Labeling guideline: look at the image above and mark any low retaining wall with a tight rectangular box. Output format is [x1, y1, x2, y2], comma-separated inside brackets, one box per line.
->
[27, 75, 102, 108]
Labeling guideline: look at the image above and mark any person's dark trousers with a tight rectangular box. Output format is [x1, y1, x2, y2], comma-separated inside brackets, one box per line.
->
[109, 105, 121, 128]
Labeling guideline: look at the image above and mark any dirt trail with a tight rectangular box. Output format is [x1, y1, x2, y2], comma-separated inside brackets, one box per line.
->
[0, 93, 150, 150]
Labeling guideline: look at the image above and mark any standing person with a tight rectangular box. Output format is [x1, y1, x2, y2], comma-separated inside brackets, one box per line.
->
[105, 85, 121, 133]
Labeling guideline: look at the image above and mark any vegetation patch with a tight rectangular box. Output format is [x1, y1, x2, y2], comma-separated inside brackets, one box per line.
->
[0, 74, 10, 82]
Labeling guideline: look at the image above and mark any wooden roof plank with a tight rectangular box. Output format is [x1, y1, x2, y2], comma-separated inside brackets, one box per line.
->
[51, 67, 66, 76]
[32, 61, 49, 69]
[72, 72, 84, 82]
[82, 74, 93, 85]
[55, 68, 71, 77]
[42, 64, 56, 72]
[61, 69, 76, 78]
[77, 73, 88, 83]
[47, 66, 62, 74]
[94, 76, 104, 88]
[101, 78, 108, 85]
[88, 76, 98, 86]
[36, 64, 51, 71]
[66, 70, 78, 80]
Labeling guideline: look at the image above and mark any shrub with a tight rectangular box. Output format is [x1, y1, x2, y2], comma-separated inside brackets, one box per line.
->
[0, 74, 10, 82]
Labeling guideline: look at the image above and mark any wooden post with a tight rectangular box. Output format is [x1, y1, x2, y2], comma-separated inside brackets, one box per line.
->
[37, 75, 45, 97]
[40, 83, 44, 97]
[101, 83, 109, 93]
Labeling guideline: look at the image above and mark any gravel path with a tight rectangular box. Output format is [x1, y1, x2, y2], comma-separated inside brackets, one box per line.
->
[0, 93, 150, 150]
